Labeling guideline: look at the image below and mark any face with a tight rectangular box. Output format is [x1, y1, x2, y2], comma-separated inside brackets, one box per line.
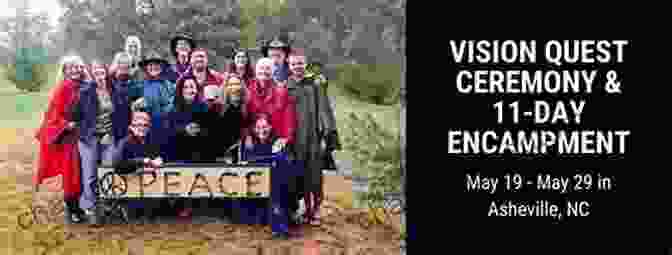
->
[234, 52, 248, 66]
[268, 49, 286, 65]
[176, 40, 191, 53]
[182, 79, 198, 102]
[254, 117, 272, 141]
[288, 55, 306, 76]
[92, 64, 107, 81]
[190, 51, 207, 70]
[146, 62, 162, 77]
[115, 63, 130, 80]
[64, 63, 84, 80]
[130, 112, 151, 138]
[255, 60, 273, 81]
[128, 42, 138, 56]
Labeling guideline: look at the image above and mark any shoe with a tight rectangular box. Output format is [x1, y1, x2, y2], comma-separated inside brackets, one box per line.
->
[84, 207, 103, 226]
[271, 232, 290, 240]
[64, 202, 84, 224]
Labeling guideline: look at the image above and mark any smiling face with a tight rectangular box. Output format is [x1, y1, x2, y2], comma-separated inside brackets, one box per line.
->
[92, 64, 107, 81]
[190, 50, 207, 70]
[145, 62, 162, 77]
[182, 79, 198, 103]
[127, 42, 138, 57]
[234, 51, 248, 66]
[268, 48, 286, 65]
[254, 116, 272, 142]
[288, 55, 306, 77]
[255, 58, 273, 81]
[130, 111, 151, 138]
[64, 63, 84, 80]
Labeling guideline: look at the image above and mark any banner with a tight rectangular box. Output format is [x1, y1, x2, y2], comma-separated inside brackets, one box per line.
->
[97, 163, 271, 199]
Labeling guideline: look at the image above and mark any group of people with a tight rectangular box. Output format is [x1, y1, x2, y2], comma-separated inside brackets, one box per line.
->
[34, 33, 340, 239]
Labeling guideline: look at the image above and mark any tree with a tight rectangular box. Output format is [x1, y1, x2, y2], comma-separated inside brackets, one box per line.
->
[1, 1, 52, 92]
[59, 0, 243, 68]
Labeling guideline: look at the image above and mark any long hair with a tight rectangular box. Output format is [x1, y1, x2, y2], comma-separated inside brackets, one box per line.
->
[124, 36, 142, 60]
[173, 75, 202, 113]
[251, 113, 276, 145]
[225, 49, 254, 82]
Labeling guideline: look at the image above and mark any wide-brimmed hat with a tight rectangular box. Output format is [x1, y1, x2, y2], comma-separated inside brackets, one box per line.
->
[138, 50, 168, 67]
[170, 32, 196, 58]
[261, 36, 290, 57]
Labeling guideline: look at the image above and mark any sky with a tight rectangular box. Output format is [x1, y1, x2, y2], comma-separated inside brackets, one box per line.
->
[0, 0, 65, 27]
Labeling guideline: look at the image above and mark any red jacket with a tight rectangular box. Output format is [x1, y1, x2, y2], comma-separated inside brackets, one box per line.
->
[34, 79, 81, 200]
[243, 79, 296, 144]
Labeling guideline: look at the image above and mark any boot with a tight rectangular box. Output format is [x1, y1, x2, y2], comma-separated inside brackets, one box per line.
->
[84, 205, 104, 226]
[64, 200, 83, 224]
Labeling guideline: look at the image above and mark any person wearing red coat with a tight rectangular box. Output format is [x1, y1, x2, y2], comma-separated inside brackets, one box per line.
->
[242, 57, 296, 149]
[34, 55, 87, 224]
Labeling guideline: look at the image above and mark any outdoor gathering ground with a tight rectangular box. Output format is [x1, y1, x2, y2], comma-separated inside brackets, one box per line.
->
[0, 66, 402, 254]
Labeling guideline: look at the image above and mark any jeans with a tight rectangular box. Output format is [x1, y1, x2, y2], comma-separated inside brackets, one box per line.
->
[78, 139, 115, 210]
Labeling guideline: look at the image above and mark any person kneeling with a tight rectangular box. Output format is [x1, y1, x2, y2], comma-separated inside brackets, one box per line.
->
[240, 114, 300, 239]
[112, 111, 164, 224]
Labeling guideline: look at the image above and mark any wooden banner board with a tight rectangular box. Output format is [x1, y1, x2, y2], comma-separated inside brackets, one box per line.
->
[97, 163, 271, 199]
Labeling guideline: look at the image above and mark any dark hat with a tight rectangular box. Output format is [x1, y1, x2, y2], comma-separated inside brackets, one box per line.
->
[138, 50, 168, 67]
[261, 36, 290, 57]
[170, 32, 196, 58]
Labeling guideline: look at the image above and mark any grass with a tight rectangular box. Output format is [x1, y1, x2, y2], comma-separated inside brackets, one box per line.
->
[0, 64, 61, 129]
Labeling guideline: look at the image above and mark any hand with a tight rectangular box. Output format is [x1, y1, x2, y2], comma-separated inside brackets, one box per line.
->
[66, 121, 77, 130]
[185, 123, 200, 136]
[272, 138, 287, 153]
[131, 97, 146, 111]
[244, 136, 253, 149]
[150, 157, 163, 168]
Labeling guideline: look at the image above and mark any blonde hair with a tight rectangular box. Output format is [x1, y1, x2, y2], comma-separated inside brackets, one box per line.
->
[55, 54, 85, 82]
[125, 36, 142, 58]
[256, 57, 273, 69]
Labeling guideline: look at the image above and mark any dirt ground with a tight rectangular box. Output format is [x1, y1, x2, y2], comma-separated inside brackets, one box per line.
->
[0, 128, 402, 255]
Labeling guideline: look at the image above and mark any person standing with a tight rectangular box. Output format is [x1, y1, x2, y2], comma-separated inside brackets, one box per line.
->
[186, 48, 224, 94]
[286, 48, 341, 226]
[242, 58, 296, 154]
[162, 32, 196, 83]
[223, 49, 254, 84]
[261, 37, 291, 86]
[34, 55, 87, 224]
[240, 114, 301, 239]
[129, 50, 175, 115]
[73, 60, 131, 224]
[124, 36, 144, 81]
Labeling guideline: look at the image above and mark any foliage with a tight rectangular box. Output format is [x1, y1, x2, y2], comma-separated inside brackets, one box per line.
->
[59, 0, 243, 68]
[238, 0, 290, 49]
[336, 63, 401, 105]
[3, 48, 50, 92]
[342, 111, 401, 226]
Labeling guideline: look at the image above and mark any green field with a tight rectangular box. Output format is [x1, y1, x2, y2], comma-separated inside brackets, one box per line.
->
[0, 64, 61, 129]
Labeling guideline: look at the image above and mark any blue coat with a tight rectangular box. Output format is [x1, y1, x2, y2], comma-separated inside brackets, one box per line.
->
[128, 79, 175, 115]
[76, 81, 131, 145]
[273, 63, 289, 83]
